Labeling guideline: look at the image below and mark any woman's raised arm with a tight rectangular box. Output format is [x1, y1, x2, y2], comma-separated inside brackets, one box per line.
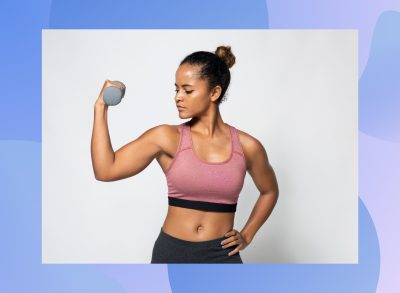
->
[90, 79, 164, 181]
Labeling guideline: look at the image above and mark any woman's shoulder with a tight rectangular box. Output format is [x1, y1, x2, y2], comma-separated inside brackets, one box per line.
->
[149, 123, 184, 148]
[150, 122, 184, 132]
[155, 122, 185, 135]
[233, 126, 268, 162]
[146, 123, 187, 159]
[234, 126, 262, 147]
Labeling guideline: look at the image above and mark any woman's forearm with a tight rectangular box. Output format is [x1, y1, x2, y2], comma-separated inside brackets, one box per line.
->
[91, 103, 115, 179]
[240, 191, 278, 244]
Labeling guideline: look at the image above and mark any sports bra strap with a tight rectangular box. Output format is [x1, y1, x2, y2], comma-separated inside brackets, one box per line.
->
[178, 122, 192, 151]
[229, 124, 245, 157]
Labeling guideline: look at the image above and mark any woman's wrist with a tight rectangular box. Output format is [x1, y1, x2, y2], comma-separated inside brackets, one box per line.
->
[94, 101, 108, 110]
[240, 230, 253, 245]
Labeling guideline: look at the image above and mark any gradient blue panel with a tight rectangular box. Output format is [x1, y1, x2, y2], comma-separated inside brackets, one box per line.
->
[0, 0, 51, 141]
[359, 10, 400, 142]
[49, 0, 268, 28]
[168, 198, 379, 293]
[0, 141, 124, 293]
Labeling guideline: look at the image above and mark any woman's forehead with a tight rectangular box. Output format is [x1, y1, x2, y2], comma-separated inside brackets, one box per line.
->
[175, 64, 199, 82]
[176, 63, 201, 76]
[175, 76, 206, 87]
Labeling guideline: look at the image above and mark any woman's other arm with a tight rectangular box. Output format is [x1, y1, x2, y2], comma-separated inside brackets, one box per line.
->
[239, 133, 279, 245]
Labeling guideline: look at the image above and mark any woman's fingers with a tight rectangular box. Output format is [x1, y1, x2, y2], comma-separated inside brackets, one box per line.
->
[224, 229, 237, 238]
[99, 79, 110, 95]
[109, 80, 125, 91]
[221, 231, 240, 248]
[221, 237, 239, 249]
[221, 229, 249, 256]
[95, 81, 107, 105]
[227, 245, 241, 256]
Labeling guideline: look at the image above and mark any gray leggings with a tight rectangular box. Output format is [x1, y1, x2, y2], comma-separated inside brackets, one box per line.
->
[151, 227, 243, 264]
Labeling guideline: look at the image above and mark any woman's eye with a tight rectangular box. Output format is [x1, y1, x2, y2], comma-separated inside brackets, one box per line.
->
[174, 89, 193, 94]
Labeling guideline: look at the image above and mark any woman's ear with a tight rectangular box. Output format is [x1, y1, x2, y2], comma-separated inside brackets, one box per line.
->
[209, 85, 222, 103]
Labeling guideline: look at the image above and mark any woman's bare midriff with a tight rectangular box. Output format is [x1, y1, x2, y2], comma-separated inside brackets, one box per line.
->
[162, 205, 235, 241]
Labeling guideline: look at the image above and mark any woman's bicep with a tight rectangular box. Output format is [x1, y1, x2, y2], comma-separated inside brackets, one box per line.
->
[99, 125, 165, 181]
[244, 136, 279, 196]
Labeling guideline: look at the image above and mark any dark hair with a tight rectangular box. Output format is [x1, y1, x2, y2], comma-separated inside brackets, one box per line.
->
[179, 45, 236, 105]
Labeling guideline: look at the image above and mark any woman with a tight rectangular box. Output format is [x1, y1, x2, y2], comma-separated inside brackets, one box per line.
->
[91, 45, 279, 264]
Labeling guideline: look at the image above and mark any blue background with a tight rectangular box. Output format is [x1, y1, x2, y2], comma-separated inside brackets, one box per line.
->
[1, 0, 399, 292]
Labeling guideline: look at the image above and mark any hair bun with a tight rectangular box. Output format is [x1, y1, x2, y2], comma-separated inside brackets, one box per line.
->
[215, 45, 236, 68]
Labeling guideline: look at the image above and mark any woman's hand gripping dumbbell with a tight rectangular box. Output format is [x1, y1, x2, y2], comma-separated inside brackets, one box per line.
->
[95, 79, 126, 107]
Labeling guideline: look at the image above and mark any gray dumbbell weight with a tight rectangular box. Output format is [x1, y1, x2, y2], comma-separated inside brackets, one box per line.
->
[103, 80, 126, 106]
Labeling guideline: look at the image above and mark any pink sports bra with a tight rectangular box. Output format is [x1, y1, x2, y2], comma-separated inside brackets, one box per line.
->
[165, 121, 247, 213]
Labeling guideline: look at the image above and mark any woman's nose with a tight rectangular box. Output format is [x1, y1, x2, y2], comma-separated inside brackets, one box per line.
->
[175, 91, 184, 101]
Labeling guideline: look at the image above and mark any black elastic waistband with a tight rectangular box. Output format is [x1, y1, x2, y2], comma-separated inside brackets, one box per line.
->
[168, 196, 237, 213]
[159, 227, 227, 246]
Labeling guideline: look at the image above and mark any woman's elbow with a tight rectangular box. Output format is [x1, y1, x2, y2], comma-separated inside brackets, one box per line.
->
[94, 172, 112, 182]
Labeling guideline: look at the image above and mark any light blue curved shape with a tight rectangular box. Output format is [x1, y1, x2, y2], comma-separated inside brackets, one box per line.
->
[265, 1, 400, 79]
[359, 10, 400, 142]
[168, 197, 380, 293]
[359, 131, 400, 292]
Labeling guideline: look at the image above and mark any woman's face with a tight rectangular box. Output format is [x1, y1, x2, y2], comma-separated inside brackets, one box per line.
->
[174, 63, 220, 118]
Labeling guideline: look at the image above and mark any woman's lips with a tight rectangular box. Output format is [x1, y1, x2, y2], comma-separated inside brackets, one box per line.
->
[177, 106, 185, 111]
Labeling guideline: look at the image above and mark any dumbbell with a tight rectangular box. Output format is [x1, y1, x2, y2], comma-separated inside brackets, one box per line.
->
[103, 80, 126, 106]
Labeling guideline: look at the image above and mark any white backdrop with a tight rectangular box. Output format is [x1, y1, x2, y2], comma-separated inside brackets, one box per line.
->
[42, 29, 358, 264]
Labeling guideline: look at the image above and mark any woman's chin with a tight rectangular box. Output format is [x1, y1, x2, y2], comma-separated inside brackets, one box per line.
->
[178, 112, 189, 118]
